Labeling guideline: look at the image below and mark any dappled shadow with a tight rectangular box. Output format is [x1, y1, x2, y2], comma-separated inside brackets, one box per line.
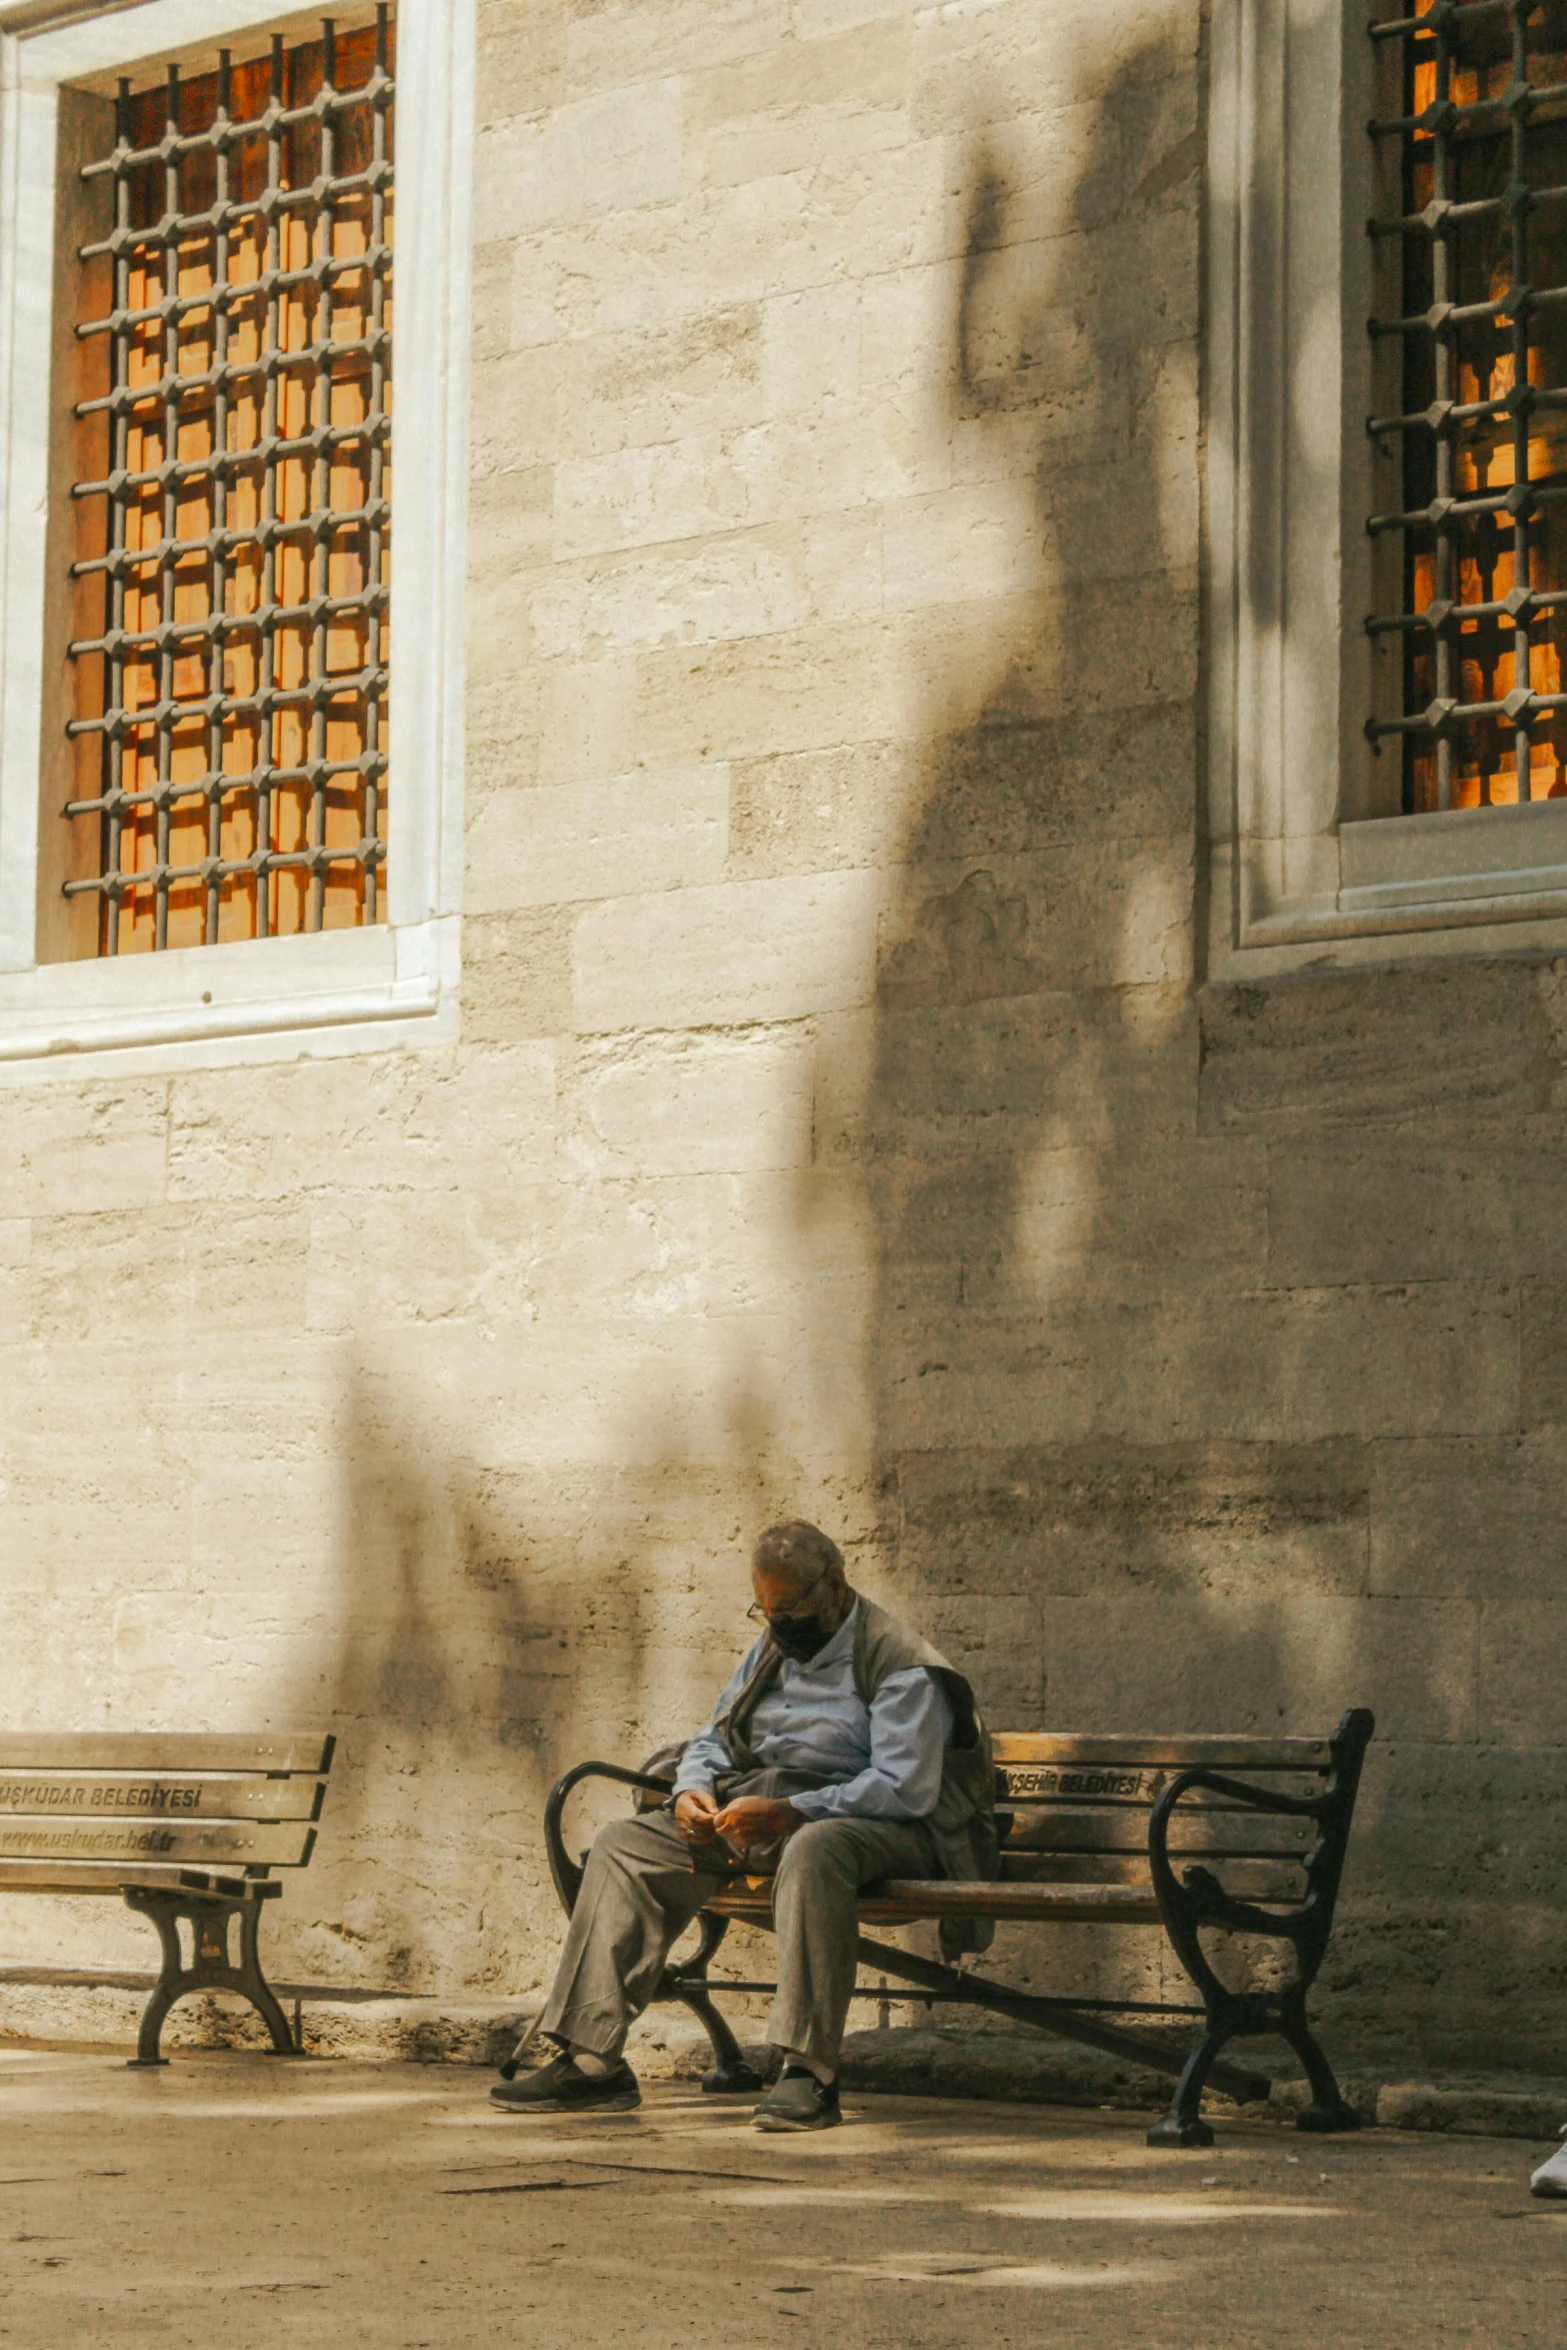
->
[263, 9, 1557, 2076]
[845, 33, 1463, 2059]
[276, 1367, 658, 1996]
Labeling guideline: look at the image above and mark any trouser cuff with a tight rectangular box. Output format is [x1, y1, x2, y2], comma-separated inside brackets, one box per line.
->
[765, 2016, 841, 2071]
[538, 2000, 629, 2061]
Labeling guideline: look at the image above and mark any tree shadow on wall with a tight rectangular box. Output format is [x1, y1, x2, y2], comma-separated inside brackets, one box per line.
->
[270, 25, 1500, 2068]
[278, 1367, 656, 1997]
[289, 1353, 830, 2000]
[850, 43, 1432, 2044]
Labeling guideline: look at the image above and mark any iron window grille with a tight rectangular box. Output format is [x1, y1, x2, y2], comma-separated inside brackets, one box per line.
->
[63, 7, 394, 955]
[1367, 0, 1567, 815]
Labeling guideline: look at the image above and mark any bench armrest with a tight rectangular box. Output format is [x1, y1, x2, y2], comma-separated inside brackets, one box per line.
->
[1147, 1708, 1374, 2005]
[543, 1760, 676, 1913]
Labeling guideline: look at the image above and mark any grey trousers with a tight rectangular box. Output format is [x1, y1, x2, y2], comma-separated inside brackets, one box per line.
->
[538, 1804, 939, 2073]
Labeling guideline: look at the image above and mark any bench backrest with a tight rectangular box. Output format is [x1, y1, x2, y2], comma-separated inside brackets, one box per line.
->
[992, 1731, 1348, 1900]
[0, 1735, 334, 1876]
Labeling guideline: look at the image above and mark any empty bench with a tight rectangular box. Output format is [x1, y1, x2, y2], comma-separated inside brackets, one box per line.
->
[0, 1734, 334, 2065]
[523, 1710, 1374, 2148]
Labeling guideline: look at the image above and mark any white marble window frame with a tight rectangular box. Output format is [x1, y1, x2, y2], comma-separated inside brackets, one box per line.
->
[0, 0, 470, 1078]
[1207, 0, 1567, 978]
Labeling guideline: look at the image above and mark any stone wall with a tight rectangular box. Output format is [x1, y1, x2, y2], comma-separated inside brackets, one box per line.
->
[0, 0, 1560, 2071]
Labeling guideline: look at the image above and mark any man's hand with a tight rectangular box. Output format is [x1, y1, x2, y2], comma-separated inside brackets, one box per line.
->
[674, 1789, 721, 1845]
[710, 1795, 800, 1852]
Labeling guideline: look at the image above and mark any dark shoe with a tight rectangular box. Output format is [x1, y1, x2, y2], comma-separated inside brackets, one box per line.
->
[751, 2065, 840, 2132]
[490, 2055, 640, 2115]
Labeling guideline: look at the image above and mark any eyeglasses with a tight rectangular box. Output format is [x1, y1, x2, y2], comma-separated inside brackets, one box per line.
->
[746, 1599, 821, 1628]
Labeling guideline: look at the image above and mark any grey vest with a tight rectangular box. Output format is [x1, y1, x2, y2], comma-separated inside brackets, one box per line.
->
[714, 1593, 1000, 1882]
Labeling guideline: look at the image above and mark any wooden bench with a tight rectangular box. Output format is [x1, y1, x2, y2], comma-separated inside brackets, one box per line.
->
[522, 1709, 1374, 2148]
[0, 1734, 334, 2066]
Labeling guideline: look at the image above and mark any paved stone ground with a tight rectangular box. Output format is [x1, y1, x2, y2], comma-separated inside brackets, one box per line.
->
[0, 2045, 1561, 2348]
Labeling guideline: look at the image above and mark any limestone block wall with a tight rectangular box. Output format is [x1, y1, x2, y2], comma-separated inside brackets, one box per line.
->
[0, 0, 1560, 2069]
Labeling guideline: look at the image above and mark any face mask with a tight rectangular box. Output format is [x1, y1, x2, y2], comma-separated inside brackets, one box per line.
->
[769, 1611, 835, 1662]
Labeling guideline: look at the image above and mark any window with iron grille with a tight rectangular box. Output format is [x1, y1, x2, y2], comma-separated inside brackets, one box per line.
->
[1205, 0, 1567, 970]
[63, 7, 394, 957]
[1368, 1, 1567, 815]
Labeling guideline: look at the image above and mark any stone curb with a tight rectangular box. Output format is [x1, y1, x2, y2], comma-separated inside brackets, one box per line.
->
[0, 1980, 1561, 2142]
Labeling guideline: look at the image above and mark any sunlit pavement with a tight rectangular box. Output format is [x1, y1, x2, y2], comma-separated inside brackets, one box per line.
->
[0, 2046, 1560, 2347]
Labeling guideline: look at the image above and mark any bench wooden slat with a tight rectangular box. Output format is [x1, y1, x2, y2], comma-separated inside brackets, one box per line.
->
[707, 1880, 1166, 1926]
[997, 1769, 1317, 1810]
[0, 1734, 334, 1774]
[0, 1777, 325, 1822]
[998, 1853, 1305, 1897]
[1003, 1808, 1311, 1858]
[990, 1734, 1333, 1772]
[0, 1821, 315, 1868]
[0, 1860, 281, 1898]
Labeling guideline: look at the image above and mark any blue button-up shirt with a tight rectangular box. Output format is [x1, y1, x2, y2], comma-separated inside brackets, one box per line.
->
[671, 1601, 953, 1822]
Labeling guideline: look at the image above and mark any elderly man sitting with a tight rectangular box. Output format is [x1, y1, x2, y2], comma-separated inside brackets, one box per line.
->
[492, 1519, 997, 2132]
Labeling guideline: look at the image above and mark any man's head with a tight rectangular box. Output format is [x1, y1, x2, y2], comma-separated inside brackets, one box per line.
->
[750, 1521, 852, 1661]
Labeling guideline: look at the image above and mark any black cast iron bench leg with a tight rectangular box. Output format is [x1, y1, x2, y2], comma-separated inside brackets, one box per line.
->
[1279, 1988, 1362, 2135]
[1146, 2007, 1241, 2151]
[1147, 1987, 1360, 2149]
[123, 1888, 297, 2068]
[663, 1914, 766, 2094]
[1144, 1711, 1374, 2148]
